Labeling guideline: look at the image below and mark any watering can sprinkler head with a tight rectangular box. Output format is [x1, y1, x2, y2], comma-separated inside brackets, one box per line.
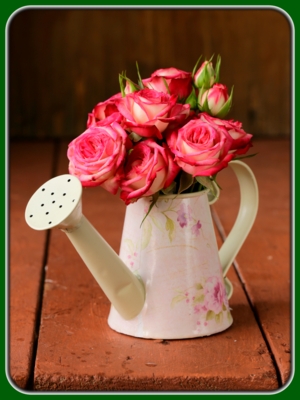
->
[25, 174, 83, 232]
[25, 174, 145, 321]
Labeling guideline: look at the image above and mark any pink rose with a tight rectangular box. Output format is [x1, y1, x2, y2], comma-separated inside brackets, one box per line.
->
[199, 113, 253, 155]
[142, 67, 192, 100]
[199, 83, 231, 117]
[67, 122, 131, 194]
[115, 88, 187, 139]
[87, 93, 123, 127]
[159, 102, 191, 131]
[167, 118, 234, 177]
[120, 139, 180, 204]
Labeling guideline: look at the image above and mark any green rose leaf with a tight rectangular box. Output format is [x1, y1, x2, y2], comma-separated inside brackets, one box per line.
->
[162, 77, 171, 94]
[119, 72, 126, 97]
[197, 87, 209, 112]
[233, 153, 258, 161]
[140, 192, 160, 227]
[161, 181, 177, 195]
[215, 54, 221, 83]
[136, 61, 144, 89]
[185, 86, 198, 109]
[129, 132, 143, 142]
[178, 171, 194, 194]
[195, 175, 217, 197]
[215, 85, 234, 119]
[192, 55, 202, 78]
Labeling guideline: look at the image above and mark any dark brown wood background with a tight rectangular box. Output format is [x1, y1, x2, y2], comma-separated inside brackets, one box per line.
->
[8, 7, 291, 140]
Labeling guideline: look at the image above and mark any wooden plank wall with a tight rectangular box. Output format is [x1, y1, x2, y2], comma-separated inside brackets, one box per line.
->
[8, 8, 291, 140]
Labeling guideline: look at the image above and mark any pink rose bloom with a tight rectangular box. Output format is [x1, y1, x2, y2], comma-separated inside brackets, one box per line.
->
[204, 276, 226, 314]
[120, 139, 180, 205]
[142, 67, 192, 100]
[87, 93, 123, 127]
[199, 113, 253, 155]
[167, 118, 234, 177]
[115, 88, 188, 139]
[199, 83, 229, 116]
[159, 102, 192, 133]
[67, 122, 131, 194]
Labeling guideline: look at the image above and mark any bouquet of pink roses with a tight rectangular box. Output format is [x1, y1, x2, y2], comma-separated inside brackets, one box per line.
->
[67, 55, 253, 207]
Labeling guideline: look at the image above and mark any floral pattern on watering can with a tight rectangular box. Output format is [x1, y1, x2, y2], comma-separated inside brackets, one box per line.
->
[108, 190, 233, 339]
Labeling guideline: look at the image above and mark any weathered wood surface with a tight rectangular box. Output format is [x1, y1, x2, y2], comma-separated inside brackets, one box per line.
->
[9, 8, 291, 140]
[9, 141, 54, 388]
[213, 139, 291, 385]
[8, 139, 291, 391]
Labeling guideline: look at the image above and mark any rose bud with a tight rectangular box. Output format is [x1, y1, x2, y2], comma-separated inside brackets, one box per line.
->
[193, 55, 221, 89]
[166, 118, 234, 177]
[67, 122, 131, 194]
[198, 83, 233, 118]
[194, 60, 216, 89]
[124, 79, 139, 94]
[120, 139, 180, 204]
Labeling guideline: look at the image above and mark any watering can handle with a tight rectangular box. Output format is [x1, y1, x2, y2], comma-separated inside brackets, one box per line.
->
[216, 160, 259, 298]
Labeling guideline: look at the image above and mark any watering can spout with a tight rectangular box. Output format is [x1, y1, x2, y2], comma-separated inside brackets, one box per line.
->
[25, 174, 145, 320]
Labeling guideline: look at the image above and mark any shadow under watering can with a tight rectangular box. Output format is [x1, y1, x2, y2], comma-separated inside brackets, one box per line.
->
[25, 160, 258, 339]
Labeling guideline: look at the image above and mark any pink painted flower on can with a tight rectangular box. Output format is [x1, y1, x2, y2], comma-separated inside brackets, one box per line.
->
[115, 88, 188, 140]
[176, 203, 193, 228]
[203, 276, 226, 314]
[120, 139, 180, 204]
[142, 67, 192, 100]
[194, 304, 201, 314]
[67, 122, 131, 194]
[177, 203, 188, 227]
[167, 118, 234, 177]
[191, 220, 202, 236]
[199, 113, 253, 155]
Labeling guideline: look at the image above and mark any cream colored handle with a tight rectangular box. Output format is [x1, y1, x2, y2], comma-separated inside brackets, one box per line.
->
[64, 216, 145, 320]
[218, 160, 259, 298]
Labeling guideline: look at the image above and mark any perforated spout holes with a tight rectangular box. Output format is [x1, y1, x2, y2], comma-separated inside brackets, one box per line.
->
[25, 174, 82, 231]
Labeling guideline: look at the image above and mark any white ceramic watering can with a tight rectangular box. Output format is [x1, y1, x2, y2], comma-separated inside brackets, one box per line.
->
[25, 160, 258, 339]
